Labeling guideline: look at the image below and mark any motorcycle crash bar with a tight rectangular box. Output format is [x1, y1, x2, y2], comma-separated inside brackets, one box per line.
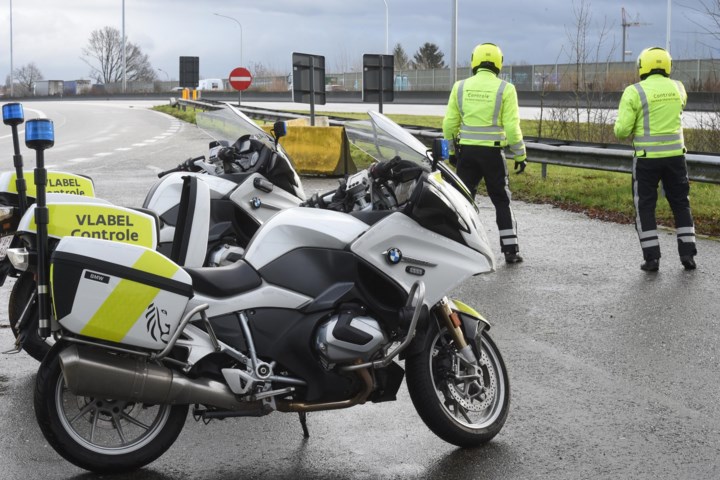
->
[340, 280, 425, 372]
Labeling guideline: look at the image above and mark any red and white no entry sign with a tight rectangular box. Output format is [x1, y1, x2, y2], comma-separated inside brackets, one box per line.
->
[229, 67, 253, 91]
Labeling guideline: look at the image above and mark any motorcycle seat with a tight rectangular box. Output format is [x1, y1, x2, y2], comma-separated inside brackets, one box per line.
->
[184, 260, 262, 297]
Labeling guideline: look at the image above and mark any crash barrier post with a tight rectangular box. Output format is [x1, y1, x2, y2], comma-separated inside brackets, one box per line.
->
[262, 124, 356, 176]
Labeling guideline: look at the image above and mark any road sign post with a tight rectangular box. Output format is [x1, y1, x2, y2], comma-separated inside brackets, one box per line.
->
[363, 54, 394, 114]
[229, 66, 253, 106]
[292, 53, 326, 126]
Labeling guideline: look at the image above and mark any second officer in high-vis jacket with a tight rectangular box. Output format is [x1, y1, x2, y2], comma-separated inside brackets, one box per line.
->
[614, 47, 697, 272]
[443, 43, 527, 264]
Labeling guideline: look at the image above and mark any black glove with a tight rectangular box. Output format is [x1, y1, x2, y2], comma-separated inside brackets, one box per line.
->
[449, 154, 457, 167]
[514, 160, 527, 174]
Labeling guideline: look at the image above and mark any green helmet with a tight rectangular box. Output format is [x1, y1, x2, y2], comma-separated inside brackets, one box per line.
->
[471, 43, 503, 75]
[637, 47, 672, 79]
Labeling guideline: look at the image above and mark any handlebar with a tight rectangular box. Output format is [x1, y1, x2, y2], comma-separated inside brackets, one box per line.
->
[157, 155, 206, 178]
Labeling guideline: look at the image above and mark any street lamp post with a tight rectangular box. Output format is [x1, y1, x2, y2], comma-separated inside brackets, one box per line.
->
[666, 0, 671, 53]
[157, 68, 169, 90]
[451, 0, 457, 84]
[9, 0, 14, 97]
[122, 0, 126, 93]
[213, 13, 243, 106]
[382, 0, 389, 55]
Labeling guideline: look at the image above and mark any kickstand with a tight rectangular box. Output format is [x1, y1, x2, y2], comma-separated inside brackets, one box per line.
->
[298, 411, 309, 438]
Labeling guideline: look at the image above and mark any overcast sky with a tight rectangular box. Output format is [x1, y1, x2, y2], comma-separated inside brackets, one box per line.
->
[0, 0, 714, 82]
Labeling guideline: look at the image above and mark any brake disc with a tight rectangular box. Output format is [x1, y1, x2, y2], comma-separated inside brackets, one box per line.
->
[447, 349, 496, 412]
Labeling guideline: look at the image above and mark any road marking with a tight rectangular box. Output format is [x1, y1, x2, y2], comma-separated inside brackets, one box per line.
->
[115, 147, 132, 151]
[68, 157, 92, 163]
[132, 143, 147, 147]
[94, 152, 112, 157]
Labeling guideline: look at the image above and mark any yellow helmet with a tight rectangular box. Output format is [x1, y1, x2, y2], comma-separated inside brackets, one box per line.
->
[637, 47, 672, 79]
[471, 43, 503, 75]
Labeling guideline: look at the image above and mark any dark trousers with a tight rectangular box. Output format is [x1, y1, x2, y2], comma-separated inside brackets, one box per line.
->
[632, 155, 696, 260]
[457, 145, 518, 253]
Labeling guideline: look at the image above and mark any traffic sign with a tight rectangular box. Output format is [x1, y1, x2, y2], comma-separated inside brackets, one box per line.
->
[229, 67, 252, 91]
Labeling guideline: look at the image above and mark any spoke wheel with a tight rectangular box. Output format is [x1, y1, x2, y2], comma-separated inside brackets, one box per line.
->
[406, 319, 510, 447]
[35, 343, 188, 473]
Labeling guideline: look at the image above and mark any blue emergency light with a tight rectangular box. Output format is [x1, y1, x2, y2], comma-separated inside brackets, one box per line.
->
[432, 138, 449, 161]
[2, 103, 24, 126]
[25, 118, 55, 150]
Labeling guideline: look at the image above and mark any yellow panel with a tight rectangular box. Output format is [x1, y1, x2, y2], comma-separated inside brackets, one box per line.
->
[79, 251, 178, 342]
[5, 171, 95, 197]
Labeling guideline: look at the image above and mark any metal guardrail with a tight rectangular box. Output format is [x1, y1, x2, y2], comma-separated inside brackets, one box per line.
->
[174, 98, 223, 111]
[524, 143, 720, 184]
[187, 102, 720, 185]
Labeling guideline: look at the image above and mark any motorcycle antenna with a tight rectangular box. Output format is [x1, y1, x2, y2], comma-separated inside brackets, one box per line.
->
[25, 118, 54, 339]
[2, 103, 28, 214]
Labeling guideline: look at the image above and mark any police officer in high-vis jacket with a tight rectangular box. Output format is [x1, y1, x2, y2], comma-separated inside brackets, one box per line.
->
[614, 47, 697, 272]
[443, 43, 527, 264]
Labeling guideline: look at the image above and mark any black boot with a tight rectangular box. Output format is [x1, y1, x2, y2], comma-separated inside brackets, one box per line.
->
[640, 258, 659, 272]
[680, 255, 696, 270]
[504, 251, 523, 264]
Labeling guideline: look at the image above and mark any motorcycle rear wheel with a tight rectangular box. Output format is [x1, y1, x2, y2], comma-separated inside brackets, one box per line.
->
[406, 320, 510, 447]
[34, 342, 189, 473]
[8, 271, 51, 362]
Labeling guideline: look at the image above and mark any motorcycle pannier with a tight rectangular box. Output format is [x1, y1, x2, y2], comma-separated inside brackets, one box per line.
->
[50, 236, 193, 350]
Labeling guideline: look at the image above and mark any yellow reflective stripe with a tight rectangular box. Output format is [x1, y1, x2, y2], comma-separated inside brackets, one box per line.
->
[79, 251, 179, 342]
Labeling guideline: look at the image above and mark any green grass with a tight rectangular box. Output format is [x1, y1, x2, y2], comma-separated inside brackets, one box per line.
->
[153, 105, 197, 124]
[505, 162, 720, 237]
[153, 105, 720, 237]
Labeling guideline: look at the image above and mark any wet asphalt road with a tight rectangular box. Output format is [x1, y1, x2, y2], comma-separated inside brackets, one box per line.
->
[0, 101, 719, 479]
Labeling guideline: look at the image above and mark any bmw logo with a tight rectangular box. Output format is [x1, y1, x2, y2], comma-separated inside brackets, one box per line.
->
[251, 197, 262, 209]
[386, 248, 402, 265]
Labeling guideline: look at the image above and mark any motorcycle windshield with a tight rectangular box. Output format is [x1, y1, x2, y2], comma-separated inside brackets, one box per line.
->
[196, 104, 276, 149]
[345, 111, 476, 210]
[197, 104, 304, 199]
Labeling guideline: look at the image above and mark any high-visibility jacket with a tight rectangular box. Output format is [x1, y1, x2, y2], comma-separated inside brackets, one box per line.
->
[614, 74, 687, 158]
[443, 69, 526, 161]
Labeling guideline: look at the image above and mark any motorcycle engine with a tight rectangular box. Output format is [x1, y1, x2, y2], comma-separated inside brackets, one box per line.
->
[315, 307, 388, 366]
[207, 244, 245, 266]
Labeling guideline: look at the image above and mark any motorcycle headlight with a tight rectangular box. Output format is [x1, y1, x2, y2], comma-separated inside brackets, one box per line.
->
[6, 247, 29, 271]
[0, 206, 14, 222]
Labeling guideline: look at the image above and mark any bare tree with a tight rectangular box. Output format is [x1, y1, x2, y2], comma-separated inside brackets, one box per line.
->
[81, 26, 156, 83]
[682, 0, 720, 54]
[555, 0, 618, 143]
[12, 62, 44, 95]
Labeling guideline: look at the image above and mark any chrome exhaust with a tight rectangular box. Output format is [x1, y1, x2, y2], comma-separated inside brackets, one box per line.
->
[59, 344, 262, 412]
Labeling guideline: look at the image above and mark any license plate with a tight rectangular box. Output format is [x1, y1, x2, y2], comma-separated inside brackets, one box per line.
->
[0, 236, 13, 261]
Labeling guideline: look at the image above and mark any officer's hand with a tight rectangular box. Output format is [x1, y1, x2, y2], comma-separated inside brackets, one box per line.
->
[514, 160, 527, 174]
[448, 154, 457, 167]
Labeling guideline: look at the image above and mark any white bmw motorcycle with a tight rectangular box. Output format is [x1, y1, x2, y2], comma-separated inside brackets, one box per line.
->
[22, 112, 510, 473]
[5, 104, 305, 361]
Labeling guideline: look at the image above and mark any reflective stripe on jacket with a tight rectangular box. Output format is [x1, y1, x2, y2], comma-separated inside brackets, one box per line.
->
[443, 69, 526, 161]
[614, 74, 687, 158]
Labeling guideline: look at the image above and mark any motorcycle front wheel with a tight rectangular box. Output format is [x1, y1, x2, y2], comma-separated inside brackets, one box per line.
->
[8, 271, 51, 361]
[406, 320, 510, 447]
[34, 343, 189, 473]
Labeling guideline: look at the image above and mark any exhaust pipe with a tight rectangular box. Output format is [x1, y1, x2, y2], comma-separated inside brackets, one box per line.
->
[59, 344, 262, 412]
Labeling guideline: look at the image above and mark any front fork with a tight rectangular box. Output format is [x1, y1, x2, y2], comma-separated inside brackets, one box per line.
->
[435, 297, 478, 364]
